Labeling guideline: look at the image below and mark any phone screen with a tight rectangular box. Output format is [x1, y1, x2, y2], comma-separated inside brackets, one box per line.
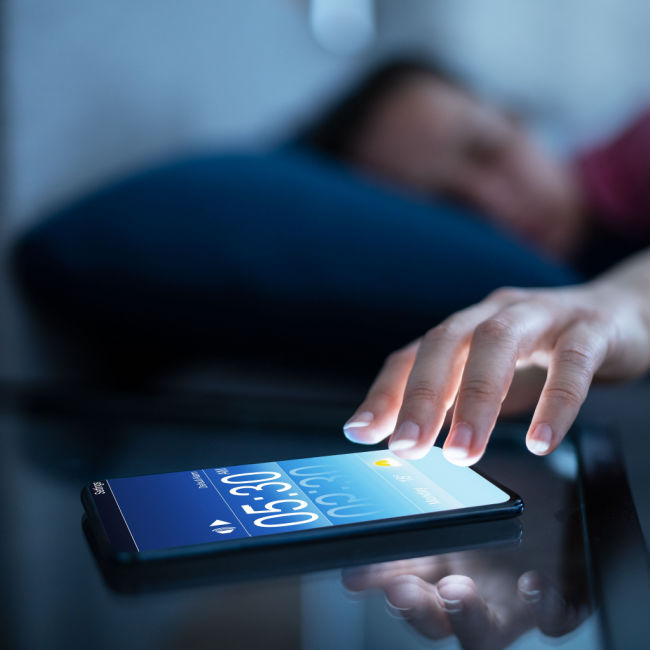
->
[89, 448, 511, 553]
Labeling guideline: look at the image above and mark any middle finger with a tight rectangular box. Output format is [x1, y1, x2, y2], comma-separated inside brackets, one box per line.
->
[387, 301, 503, 459]
[443, 301, 560, 465]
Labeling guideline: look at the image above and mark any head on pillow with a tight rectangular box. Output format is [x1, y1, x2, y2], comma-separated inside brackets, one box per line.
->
[301, 58, 584, 261]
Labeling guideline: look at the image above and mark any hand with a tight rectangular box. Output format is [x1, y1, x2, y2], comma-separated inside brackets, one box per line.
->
[342, 556, 588, 649]
[343, 283, 650, 464]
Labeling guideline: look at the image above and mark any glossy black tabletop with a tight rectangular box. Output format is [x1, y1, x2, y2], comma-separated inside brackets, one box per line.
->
[2, 385, 650, 650]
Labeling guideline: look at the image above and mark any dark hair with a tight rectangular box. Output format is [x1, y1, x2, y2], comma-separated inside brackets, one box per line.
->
[298, 58, 454, 160]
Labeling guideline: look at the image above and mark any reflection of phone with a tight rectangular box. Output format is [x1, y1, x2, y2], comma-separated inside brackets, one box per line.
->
[82, 448, 522, 564]
[84, 516, 523, 593]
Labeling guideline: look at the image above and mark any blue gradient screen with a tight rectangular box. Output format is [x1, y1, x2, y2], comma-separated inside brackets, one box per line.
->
[97, 449, 509, 552]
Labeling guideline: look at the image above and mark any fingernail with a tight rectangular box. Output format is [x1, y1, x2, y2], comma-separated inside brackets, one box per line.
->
[438, 595, 463, 614]
[389, 421, 420, 451]
[527, 423, 553, 454]
[519, 587, 542, 604]
[436, 581, 468, 614]
[343, 411, 374, 443]
[385, 601, 411, 618]
[436, 588, 464, 614]
[443, 423, 473, 462]
[385, 578, 422, 611]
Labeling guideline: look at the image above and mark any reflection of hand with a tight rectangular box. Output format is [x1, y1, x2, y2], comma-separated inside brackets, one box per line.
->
[343, 280, 650, 465]
[342, 556, 587, 649]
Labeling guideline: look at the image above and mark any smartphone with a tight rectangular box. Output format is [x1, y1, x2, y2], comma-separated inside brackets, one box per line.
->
[82, 447, 522, 565]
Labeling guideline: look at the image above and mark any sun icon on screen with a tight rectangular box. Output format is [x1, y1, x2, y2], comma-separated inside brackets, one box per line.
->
[374, 458, 401, 467]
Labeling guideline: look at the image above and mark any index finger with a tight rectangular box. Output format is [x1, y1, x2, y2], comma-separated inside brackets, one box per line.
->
[344, 301, 501, 450]
[343, 340, 420, 445]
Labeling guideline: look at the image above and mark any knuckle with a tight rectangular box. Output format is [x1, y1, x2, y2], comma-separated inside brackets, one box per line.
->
[544, 382, 586, 408]
[486, 286, 526, 304]
[474, 317, 516, 343]
[404, 380, 442, 405]
[384, 347, 411, 368]
[423, 321, 463, 345]
[557, 345, 593, 373]
[573, 305, 608, 323]
[368, 387, 400, 411]
[422, 323, 459, 348]
[458, 376, 499, 403]
[586, 307, 610, 324]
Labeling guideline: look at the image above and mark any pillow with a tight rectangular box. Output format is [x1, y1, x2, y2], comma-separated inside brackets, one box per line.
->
[12, 149, 578, 365]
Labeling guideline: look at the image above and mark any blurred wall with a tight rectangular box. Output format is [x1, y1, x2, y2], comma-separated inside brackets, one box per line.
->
[8, 0, 650, 232]
[5, 0, 360, 231]
[3, 0, 650, 382]
[1, 0, 364, 382]
[380, 0, 650, 152]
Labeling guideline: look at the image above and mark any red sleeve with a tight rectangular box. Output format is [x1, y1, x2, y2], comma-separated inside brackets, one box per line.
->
[576, 107, 650, 237]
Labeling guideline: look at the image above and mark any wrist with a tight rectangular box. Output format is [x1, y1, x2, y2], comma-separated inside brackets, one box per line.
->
[586, 279, 650, 376]
[587, 248, 650, 328]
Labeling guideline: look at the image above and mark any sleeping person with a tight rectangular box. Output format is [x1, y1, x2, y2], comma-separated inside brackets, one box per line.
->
[13, 57, 650, 420]
[301, 58, 650, 278]
[320, 60, 650, 464]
